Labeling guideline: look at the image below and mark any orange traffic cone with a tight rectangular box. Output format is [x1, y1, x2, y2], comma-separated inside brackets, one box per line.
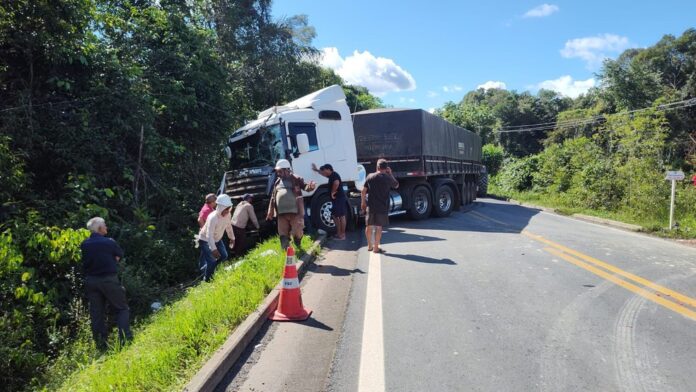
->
[270, 246, 312, 321]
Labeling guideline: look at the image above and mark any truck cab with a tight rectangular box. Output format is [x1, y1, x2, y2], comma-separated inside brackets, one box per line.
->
[221, 85, 365, 234]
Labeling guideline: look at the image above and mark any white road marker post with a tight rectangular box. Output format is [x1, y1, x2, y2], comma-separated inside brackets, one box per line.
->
[665, 171, 685, 230]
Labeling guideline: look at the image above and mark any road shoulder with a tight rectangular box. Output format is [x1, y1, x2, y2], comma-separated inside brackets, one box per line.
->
[216, 237, 360, 392]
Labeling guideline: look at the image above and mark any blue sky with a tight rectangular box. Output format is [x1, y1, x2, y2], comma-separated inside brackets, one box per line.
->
[272, 0, 696, 110]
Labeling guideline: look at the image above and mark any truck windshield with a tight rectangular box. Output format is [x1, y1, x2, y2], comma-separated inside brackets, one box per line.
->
[228, 123, 285, 169]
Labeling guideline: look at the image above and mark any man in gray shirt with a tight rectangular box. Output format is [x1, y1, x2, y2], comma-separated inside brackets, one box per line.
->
[361, 159, 399, 253]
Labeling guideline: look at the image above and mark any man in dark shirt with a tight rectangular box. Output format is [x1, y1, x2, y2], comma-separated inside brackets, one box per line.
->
[312, 162, 348, 240]
[361, 159, 399, 253]
[81, 217, 132, 349]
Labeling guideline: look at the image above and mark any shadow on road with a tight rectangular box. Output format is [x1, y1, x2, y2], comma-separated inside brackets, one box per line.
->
[299, 317, 334, 331]
[384, 252, 457, 265]
[311, 264, 366, 276]
[378, 227, 447, 245]
[385, 200, 541, 234]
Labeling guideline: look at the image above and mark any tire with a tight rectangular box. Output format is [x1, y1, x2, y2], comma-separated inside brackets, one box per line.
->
[462, 180, 471, 205]
[433, 184, 454, 217]
[408, 186, 432, 220]
[478, 171, 489, 197]
[311, 192, 337, 234]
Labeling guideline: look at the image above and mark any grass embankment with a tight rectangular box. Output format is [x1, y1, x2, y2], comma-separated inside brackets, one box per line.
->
[43, 236, 317, 392]
[488, 182, 696, 239]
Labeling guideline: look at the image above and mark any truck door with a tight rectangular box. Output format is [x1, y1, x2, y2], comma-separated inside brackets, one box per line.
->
[287, 122, 323, 188]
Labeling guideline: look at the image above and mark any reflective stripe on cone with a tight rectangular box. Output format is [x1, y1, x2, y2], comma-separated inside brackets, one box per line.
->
[269, 246, 312, 321]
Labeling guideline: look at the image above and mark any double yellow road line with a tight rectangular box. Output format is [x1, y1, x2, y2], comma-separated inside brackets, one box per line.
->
[470, 210, 696, 321]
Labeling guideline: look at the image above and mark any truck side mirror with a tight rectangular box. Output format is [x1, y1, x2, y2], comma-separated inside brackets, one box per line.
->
[296, 133, 310, 154]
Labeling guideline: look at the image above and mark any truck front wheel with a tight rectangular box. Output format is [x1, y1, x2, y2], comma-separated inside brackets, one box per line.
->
[433, 184, 454, 217]
[311, 193, 337, 234]
[408, 186, 432, 220]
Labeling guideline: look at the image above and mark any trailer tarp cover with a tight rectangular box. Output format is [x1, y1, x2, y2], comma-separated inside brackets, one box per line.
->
[352, 108, 481, 162]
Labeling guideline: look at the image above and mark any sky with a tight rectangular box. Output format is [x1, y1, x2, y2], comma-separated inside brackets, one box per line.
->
[272, 0, 696, 111]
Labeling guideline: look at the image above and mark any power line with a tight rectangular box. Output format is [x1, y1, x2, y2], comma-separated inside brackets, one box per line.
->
[496, 97, 696, 134]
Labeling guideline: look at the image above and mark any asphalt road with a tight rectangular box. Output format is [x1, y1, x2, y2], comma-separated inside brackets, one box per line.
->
[220, 198, 696, 392]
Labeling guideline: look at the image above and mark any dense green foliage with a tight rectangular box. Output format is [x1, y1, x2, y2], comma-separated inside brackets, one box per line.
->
[0, 1, 380, 390]
[476, 29, 696, 236]
[481, 144, 504, 176]
[437, 88, 573, 156]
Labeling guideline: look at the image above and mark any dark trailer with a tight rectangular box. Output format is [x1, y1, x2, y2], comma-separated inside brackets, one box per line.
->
[352, 108, 483, 219]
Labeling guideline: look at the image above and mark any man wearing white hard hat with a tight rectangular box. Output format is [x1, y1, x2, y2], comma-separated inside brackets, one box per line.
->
[266, 159, 316, 250]
[198, 193, 235, 281]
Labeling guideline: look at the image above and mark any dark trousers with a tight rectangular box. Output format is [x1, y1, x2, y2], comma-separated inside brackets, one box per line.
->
[232, 225, 247, 256]
[85, 274, 132, 348]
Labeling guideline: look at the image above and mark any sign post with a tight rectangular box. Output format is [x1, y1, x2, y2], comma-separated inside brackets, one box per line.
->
[665, 171, 685, 229]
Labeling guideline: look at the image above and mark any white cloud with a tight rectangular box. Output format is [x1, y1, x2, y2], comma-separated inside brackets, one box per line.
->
[319, 47, 416, 95]
[523, 4, 559, 18]
[427, 108, 436, 114]
[426, 91, 439, 98]
[560, 34, 633, 69]
[535, 75, 595, 98]
[442, 85, 463, 93]
[477, 81, 507, 91]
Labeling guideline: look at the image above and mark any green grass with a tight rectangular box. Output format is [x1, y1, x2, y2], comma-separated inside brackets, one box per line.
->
[41, 235, 317, 392]
[488, 182, 696, 239]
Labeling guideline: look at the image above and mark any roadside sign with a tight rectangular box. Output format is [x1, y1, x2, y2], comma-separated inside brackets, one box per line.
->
[665, 171, 685, 229]
[665, 171, 685, 181]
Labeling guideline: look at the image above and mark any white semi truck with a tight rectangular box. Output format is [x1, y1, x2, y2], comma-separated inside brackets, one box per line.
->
[220, 85, 482, 234]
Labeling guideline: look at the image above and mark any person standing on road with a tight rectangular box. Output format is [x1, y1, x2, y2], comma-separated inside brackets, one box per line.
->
[267, 159, 316, 251]
[231, 193, 259, 257]
[312, 163, 347, 240]
[198, 194, 235, 281]
[361, 159, 399, 253]
[198, 193, 217, 228]
[81, 217, 133, 350]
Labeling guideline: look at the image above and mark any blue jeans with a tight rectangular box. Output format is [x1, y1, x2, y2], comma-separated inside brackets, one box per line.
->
[199, 240, 227, 281]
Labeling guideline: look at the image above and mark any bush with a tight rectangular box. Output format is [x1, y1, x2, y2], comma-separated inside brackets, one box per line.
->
[0, 223, 89, 391]
[482, 144, 504, 176]
[497, 155, 539, 192]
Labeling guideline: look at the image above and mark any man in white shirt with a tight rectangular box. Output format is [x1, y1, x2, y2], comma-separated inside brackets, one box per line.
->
[198, 194, 235, 281]
[231, 193, 259, 257]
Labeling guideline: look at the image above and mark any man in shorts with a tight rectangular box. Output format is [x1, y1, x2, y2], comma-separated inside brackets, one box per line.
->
[312, 162, 347, 240]
[267, 159, 316, 250]
[361, 159, 399, 253]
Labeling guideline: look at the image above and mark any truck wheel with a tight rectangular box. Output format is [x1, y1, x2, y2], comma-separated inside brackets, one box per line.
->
[408, 186, 432, 220]
[433, 184, 454, 217]
[311, 193, 336, 234]
[462, 181, 471, 205]
[478, 172, 488, 197]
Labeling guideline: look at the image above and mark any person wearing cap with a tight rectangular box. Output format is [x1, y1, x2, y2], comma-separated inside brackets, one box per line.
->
[231, 193, 259, 256]
[311, 162, 347, 240]
[361, 158, 399, 253]
[267, 159, 316, 250]
[198, 194, 235, 281]
[80, 217, 132, 350]
[198, 193, 217, 228]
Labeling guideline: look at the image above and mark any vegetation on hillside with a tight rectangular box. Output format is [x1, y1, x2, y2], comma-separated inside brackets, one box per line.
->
[440, 29, 696, 235]
[0, 1, 380, 390]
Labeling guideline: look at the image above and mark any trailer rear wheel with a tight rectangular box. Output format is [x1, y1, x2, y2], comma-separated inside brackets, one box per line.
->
[408, 186, 432, 220]
[462, 181, 471, 205]
[433, 184, 454, 217]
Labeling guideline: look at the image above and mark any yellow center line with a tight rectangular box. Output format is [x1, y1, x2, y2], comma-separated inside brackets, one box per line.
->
[522, 230, 696, 309]
[468, 209, 696, 320]
[544, 247, 696, 321]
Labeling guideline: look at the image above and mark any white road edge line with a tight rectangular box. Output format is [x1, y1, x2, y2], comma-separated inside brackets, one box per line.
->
[358, 250, 385, 392]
